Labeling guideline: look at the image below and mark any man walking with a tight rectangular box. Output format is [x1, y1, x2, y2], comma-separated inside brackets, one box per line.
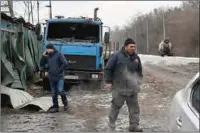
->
[104, 38, 143, 132]
[40, 44, 68, 113]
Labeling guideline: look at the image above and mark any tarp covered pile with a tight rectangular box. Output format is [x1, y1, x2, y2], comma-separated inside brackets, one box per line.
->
[1, 13, 42, 91]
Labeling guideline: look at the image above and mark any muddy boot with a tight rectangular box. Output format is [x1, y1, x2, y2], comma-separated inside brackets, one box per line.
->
[49, 107, 59, 113]
[168, 52, 173, 56]
[108, 120, 116, 129]
[129, 126, 143, 132]
[64, 104, 68, 111]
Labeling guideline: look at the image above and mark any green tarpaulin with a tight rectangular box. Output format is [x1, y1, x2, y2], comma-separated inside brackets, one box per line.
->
[1, 25, 42, 91]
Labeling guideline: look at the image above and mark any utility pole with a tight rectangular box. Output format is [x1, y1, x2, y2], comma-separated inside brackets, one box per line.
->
[120, 33, 123, 47]
[146, 16, 149, 54]
[163, 10, 166, 39]
[49, 0, 52, 18]
[7, 0, 14, 17]
[135, 26, 138, 53]
[135, 26, 137, 43]
[27, 1, 30, 22]
[46, 0, 52, 19]
[131, 26, 134, 39]
[30, 1, 34, 24]
[37, 0, 39, 23]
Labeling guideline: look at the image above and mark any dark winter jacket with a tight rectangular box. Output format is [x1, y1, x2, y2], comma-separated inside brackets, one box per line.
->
[40, 49, 68, 81]
[104, 47, 143, 95]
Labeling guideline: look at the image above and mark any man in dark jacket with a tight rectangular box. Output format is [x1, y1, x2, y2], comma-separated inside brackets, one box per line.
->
[158, 37, 173, 56]
[40, 44, 68, 113]
[104, 38, 143, 132]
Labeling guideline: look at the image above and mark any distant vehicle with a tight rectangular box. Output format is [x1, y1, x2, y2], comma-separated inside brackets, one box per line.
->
[169, 72, 199, 131]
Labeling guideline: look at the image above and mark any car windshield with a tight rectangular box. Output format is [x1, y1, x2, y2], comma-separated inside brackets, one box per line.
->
[47, 22, 100, 43]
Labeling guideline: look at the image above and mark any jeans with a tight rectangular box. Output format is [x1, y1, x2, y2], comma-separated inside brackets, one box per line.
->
[49, 79, 68, 108]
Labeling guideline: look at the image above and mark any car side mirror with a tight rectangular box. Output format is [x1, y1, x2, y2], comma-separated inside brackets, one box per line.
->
[104, 32, 110, 44]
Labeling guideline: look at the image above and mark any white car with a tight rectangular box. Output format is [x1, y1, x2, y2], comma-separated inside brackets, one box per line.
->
[169, 72, 199, 131]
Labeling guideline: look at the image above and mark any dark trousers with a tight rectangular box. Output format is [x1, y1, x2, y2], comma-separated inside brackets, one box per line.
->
[49, 79, 68, 108]
[109, 91, 140, 128]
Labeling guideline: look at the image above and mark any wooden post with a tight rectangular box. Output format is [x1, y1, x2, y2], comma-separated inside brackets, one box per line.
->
[17, 22, 24, 58]
[30, 1, 34, 24]
[37, 0, 39, 23]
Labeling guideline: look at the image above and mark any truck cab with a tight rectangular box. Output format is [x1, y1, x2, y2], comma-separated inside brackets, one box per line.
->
[40, 16, 110, 90]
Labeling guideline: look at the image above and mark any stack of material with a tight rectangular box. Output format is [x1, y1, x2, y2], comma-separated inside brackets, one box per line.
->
[1, 13, 42, 90]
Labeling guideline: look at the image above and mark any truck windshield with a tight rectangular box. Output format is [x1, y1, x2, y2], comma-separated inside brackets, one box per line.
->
[47, 22, 100, 43]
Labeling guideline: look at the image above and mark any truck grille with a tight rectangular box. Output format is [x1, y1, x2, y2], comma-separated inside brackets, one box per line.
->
[64, 55, 96, 70]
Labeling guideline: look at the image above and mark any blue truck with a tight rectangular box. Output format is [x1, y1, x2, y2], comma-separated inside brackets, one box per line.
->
[37, 8, 110, 90]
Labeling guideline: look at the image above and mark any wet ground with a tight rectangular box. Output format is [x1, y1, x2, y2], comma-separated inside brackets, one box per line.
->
[1, 62, 199, 132]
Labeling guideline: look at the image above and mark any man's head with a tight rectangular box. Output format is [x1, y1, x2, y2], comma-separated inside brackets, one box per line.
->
[164, 37, 170, 44]
[46, 44, 55, 54]
[124, 38, 136, 55]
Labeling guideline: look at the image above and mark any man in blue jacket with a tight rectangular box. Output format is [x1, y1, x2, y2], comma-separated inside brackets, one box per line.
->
[104, 38, 143, 132]
[40, 44, 68, 113]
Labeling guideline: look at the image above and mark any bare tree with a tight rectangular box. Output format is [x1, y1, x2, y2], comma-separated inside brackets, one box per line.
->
[111, 2, 199, 57]
[1, 0, 14, 17]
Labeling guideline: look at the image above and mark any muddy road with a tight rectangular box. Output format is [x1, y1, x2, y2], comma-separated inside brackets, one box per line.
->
[1, 62, 199, 132]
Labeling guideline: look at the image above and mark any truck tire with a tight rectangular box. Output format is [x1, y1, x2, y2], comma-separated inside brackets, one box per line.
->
[43, 78, 51, 90]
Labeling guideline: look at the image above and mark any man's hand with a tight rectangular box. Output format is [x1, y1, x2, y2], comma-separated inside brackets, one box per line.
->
[43, 51, 48, 56]
[105, 83, 112, 89]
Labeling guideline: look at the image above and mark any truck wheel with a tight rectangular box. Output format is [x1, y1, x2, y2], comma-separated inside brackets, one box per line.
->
[43, 78, 51, 90]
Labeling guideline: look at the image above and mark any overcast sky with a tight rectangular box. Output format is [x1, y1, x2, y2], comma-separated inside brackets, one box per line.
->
[13, 1, 182, 29]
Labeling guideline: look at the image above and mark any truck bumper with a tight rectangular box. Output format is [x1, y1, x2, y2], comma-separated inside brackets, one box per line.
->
[40, 70, 103, 81]
[64, 70, 103, 81]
